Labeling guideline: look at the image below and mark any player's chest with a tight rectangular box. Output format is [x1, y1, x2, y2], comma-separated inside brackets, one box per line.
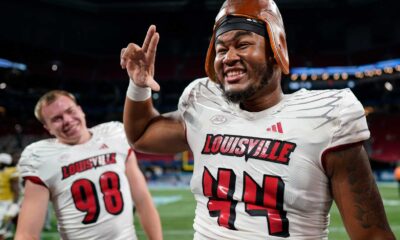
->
[189, 113, 302, 156]
[41, 143, 124, 182]
[188, 113, 329, 182]
[187, 109, 331, 155]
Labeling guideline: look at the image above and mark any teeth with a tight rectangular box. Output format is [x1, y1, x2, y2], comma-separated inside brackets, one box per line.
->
[226, 70, 243, 77]
[64, 124, 75, 132]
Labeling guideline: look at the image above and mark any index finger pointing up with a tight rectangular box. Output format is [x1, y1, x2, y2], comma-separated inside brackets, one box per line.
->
[142, 25, 156, 53]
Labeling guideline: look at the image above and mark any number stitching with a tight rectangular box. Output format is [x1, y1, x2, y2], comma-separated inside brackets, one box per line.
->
[71, 171, 124, 224]
[100, 171, 124, 215]
[203, 167, 237, 229]
[71, 179, 100, 224]
[243, 172, 289, 237]
[202, 167, 289, 237]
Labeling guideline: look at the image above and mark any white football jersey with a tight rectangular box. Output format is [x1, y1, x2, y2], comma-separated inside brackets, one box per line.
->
[178, 78, 370, 240]
[18, 122, 137, 240]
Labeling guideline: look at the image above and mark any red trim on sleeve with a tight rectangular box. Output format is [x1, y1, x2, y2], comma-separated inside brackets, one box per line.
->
[126, 148, 134, 163]
[23, 176, 47, 188]
[321, 141, 364, 173]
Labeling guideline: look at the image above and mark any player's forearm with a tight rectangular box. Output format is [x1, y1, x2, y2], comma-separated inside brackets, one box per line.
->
[14, 231, 41, 240]
[123, 97, 159, 144]
[137, 205, 163, 240]
[15, 211, 46, 240]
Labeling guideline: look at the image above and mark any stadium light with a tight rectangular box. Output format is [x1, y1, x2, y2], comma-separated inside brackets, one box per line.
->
[0, 58, 27, 71]
[289, 58, 400, 81]
[290, 74, 298, 81]
[311, 74, 318, 81]
[384, 82, 393, 91]
[333, 73, 340, 80]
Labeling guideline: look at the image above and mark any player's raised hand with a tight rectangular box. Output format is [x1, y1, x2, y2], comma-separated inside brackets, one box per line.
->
[121, 25, 160, 91]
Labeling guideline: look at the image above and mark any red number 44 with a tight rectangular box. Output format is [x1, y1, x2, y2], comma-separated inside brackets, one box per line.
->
[203, 167, 289, 237]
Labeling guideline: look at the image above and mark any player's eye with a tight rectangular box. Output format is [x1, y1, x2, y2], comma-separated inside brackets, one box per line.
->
[67, 107, 77, 114]
[237, 42, 250, 49]
[216, 47, 227, 55]
[51, 116, 62, 123]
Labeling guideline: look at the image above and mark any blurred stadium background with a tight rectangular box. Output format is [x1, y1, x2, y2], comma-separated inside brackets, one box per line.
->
[0, 0, 399, 239]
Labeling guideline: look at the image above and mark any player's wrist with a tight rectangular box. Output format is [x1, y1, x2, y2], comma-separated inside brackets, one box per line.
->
[126, 80, 151, 101]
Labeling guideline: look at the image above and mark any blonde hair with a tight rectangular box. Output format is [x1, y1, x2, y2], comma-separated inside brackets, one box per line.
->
[34, 90, 77, 124]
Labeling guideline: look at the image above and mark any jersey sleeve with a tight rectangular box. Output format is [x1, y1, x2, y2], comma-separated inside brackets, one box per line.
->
[328, 89, 370, 148]
[178, 77, 219, 127]
[178, 78, 198, 117]
[18, 143, 47, 186]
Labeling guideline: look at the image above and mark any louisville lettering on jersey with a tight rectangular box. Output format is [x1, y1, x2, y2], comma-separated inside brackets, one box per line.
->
[201, 134, 296, 165]
[62, 153, 117, 180]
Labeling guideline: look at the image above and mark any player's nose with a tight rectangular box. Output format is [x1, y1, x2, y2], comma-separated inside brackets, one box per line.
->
[222, 48, 240, 65]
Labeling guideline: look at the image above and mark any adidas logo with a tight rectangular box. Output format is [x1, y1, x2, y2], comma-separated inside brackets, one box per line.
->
[99, 144, 109, 149]
[266, 122, 283, 133]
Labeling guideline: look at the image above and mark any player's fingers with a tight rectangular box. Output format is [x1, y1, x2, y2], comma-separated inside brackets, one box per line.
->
[122, 43, 135, 58]
[122, 44, 136, 69]
[147, 32, 159, 65]
[122, 43, 142, 61]
[120, 48, 127, 68]
[142, 25, 156, 53]
[147, 78, 160, 92]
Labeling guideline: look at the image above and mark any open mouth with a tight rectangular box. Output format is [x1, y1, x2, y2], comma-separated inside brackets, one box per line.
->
[64, 124, 78, 135]
[224, 70, 245, 83]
